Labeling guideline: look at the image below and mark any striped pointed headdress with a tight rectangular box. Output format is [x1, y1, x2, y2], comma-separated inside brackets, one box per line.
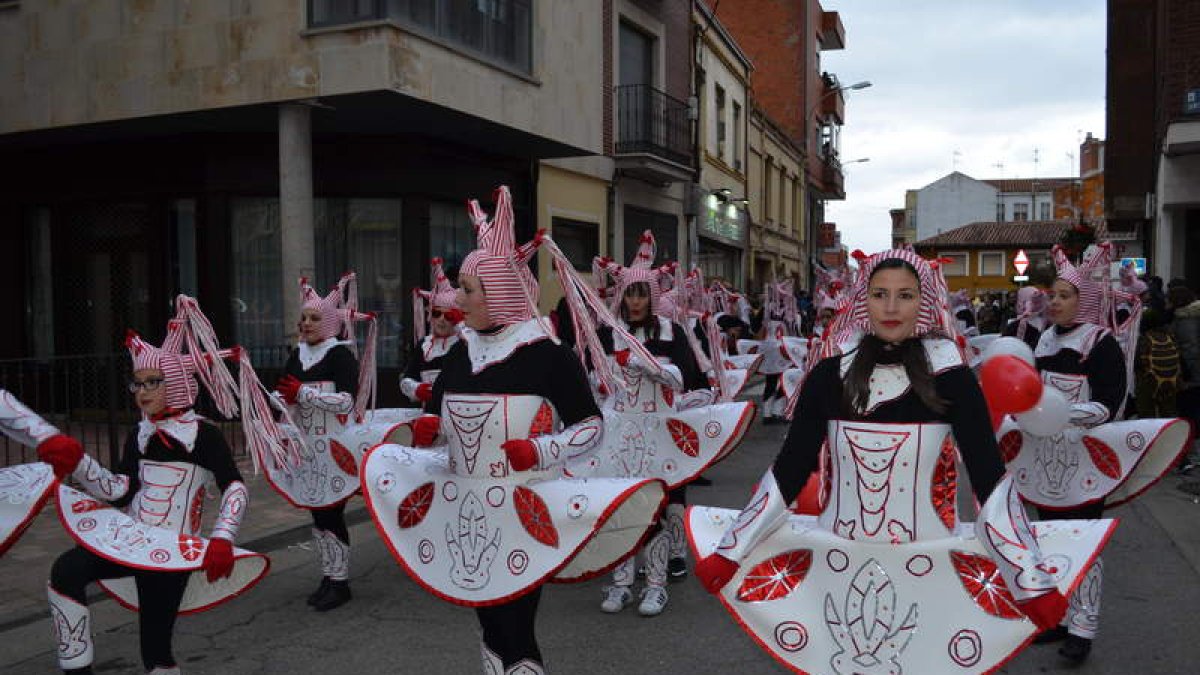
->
[297, 271, 378, 422]
[411, 257, 458, 345]
[593, 230, 675, 316]
[1052, 242, 1113, 326]
[460, 186, 544, 327]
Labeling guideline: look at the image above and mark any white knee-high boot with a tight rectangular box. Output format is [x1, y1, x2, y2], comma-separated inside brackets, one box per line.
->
[1066, 557, 1102, 639]
[48, 583, 94, 671]
[665, 503, 687, 560]
[314, 528, 350, 581]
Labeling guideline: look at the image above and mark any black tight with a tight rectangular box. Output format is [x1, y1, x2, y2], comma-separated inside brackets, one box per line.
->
[475, 586, 543, 667]
[311, 500, 349, 543]
[51, 546, 189, 671]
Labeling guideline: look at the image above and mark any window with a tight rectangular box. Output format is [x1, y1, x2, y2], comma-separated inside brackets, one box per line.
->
[310, 0, 533, 73]
[1013, 202, 1029, 221]
[996, 201, 1005, 222]
[978, 251, 1005, 277]
[732, 101, 742, 171]
[231, 197, 405, 365]
[940, 252, 968, 276]
[714, 84, 726, 159]
[778, 167, 787, 227]
[763, 157, 773, 222]
[625, 206, 678, 262]
[429, 201, 474, 274]
[618, 20, 653, 86]
[551, 217, 598, 272]
[1039, 202, 1051, 220]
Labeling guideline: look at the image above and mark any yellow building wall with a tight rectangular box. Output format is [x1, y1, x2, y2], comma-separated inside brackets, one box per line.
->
[536, 163, 609, 312]
[916, 247, 1028, 295]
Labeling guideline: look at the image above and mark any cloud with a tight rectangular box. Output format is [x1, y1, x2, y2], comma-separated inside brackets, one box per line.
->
[819, 0, 1106, 256]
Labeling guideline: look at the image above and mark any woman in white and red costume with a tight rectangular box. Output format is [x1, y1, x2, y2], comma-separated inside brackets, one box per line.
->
[689, 249, 1116, 675]
[737, 279, 803, 424]
[996, 243, 1188, 663]
[36, 296, 279, 675]
[362, 187, 666, 674]
[590, 233, 755, 617]
[1002, 286, 1049, 352]
[401, 257, 464, 405]
[269, 271, 415, 611]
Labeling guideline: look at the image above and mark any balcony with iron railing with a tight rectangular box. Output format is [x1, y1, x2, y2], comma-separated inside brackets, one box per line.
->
[613, 84, 694, 184]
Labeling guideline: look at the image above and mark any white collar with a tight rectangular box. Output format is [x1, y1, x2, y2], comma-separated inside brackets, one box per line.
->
[137, 410, 201, 453]
[460, 318, 551, 373]
[422, 332, 460, 361]
[298, 337, 352, 370]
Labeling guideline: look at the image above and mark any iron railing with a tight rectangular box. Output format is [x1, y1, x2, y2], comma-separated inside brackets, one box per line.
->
[614, 84, 693, 167]
[0, 348, 293, 468]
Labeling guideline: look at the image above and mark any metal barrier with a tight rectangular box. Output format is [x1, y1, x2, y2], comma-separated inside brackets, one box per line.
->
[0, 347, 293, 468]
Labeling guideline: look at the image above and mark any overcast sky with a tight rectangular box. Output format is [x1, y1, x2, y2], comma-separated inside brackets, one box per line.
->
[821, 0, 1107, 255]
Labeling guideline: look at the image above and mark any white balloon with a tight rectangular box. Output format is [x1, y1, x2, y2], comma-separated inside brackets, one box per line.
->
[1014, 387, 1070, 436]
[981, 336, 1036, 368]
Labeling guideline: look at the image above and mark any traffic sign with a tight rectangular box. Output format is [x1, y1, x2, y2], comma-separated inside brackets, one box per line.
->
[1013, 249, 1029, 275]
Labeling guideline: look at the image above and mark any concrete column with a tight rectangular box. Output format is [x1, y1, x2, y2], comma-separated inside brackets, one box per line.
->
[279, 103, 315, 344]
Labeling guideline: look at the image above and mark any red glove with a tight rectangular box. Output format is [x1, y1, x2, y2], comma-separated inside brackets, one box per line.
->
[202, 538, 235, 583]
[411, 416, 440, 448]
[613, 350, 632, 367]
[502, 439, 538, 471]
[415, 383, 433, 403]
[1018, 590, 1069, 631]
[36, 434, 84, 480]
[442, 308, 465, 325]
[695, 553, 740, 594]
[274, 375, 303, 405]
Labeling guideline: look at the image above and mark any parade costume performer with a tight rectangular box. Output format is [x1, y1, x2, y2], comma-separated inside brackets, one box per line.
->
[0, 392, 81, 557]
[688, 249, 1116, 675]
[38, 296, 282, 675]
[591, 233, 755, 616]
[950, 289, 980, 337]
[1002, 286, 1048, 352]
[268, 271, 419, 612]
[738, 279, 804, 424]
[362, 186, 666, 674]
[996, 243, 1188, 663]
[402, 257, 463, 405]
[777, 266, 852, 416]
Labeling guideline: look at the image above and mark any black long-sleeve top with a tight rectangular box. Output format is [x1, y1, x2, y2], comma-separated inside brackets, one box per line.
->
[1035, 326, 1127, 422]
[598, 321, 708, 392]
[1002, 319, 1042, 352]
[426, 337, 600, 429]
[284, 344, 358, 395]
[770, 343, 1006, 506]
[402, 339, 454, 385]
[110, 421, 243, 508]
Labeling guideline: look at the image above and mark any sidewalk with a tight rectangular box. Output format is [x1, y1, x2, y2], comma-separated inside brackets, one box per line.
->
[0, 458, 369, 633]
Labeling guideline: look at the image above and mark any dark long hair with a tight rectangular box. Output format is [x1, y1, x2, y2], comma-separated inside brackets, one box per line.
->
[841, 258, 948, 416]
[619, 282, 660, 342]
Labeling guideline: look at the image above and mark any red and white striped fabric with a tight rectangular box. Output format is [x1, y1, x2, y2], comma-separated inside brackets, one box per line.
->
[593, 230, 675, 315]
[1052, 242, 1113, 326]
[459, 186, 544, 327]
[411, 257, 458, 345]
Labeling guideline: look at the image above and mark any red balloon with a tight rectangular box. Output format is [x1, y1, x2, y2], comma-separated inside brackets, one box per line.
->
[979, 355, 1042, 415]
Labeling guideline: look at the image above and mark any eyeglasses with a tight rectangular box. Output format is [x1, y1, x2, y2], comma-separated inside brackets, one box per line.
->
[128, 378, 165, 393]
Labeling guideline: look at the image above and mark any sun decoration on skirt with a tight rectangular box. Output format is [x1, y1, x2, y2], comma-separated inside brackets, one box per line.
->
[736, 549, 813, 602]
[949, 550, 1023, 619]
[514, 486, 559, 548]
[178, 535, 205, 562]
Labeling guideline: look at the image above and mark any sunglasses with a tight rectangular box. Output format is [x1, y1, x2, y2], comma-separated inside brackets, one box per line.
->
[128, 378, 165, 393]
[431, 309, 445, 319]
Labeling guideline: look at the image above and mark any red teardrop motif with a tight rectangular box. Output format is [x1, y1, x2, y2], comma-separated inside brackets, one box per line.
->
[950, 550, 1023, 619]
[514, 486, 559, 548]
[397, 482, 435, 529]
[527, 402, 555, 439]
[661, 385, 675, 408]
[330, 440, 358, 476]
[736, 549, 813, 602]
[1082, 436, 1122, 479]
[667, 418, 700, 457]
[998, 430, 1023, 464]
